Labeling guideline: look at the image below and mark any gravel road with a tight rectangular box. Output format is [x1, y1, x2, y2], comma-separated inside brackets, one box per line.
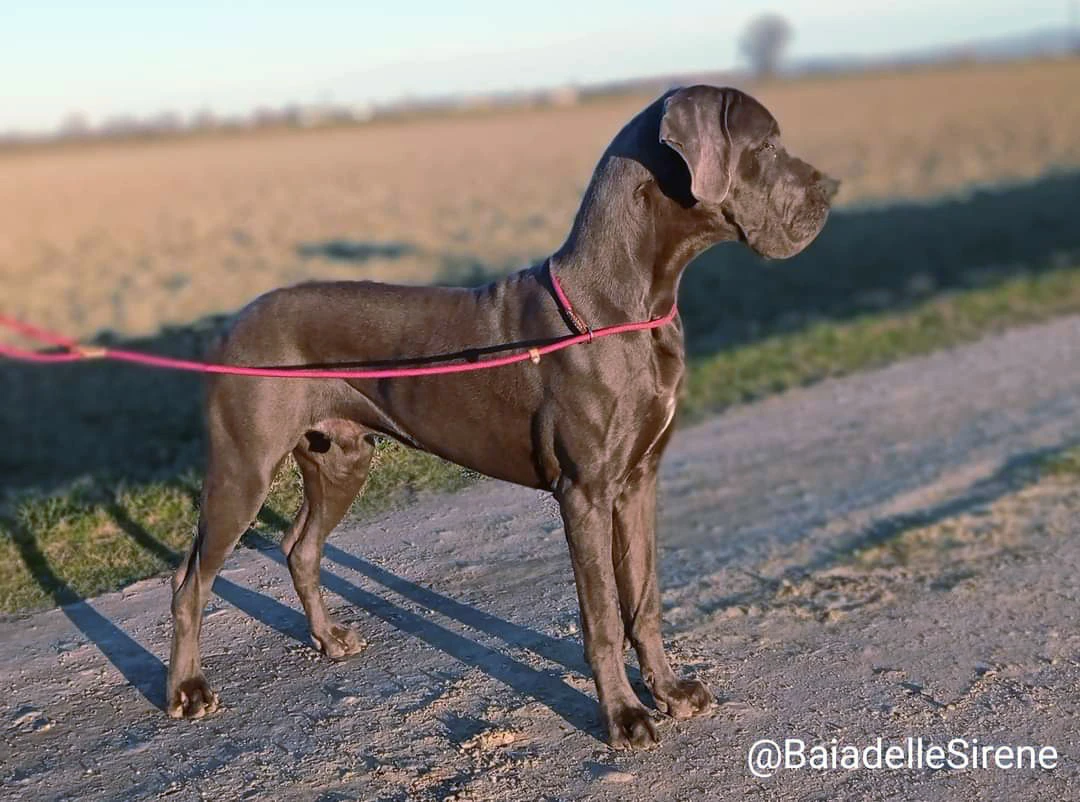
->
[3, 316, 1080, 801]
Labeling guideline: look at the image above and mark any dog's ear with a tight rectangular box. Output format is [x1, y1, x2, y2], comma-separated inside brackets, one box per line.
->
[659, 86, 735, 205]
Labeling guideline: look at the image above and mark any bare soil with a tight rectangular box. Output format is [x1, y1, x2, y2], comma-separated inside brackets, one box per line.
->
[3, 315, 1080, 801]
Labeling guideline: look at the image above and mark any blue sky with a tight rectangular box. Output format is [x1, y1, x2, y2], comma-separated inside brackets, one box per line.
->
[0, 1, 1056, 132]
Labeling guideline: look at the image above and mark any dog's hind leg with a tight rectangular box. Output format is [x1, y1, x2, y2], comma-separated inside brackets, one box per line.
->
[167, 406, 292, 719]
[281, 421, 374, 659]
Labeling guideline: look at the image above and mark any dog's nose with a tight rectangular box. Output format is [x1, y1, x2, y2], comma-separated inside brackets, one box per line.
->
[815, 174, 840, 202]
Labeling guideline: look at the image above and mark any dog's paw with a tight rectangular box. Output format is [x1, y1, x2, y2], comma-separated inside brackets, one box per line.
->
[652, 677, 714, 719]
[167, 676, 220, 719]
[604, 703, 660, 750]
[312, 623, 367, 660]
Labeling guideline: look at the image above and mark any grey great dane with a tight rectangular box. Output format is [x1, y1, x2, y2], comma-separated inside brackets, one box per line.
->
[167, 85, 838, 748]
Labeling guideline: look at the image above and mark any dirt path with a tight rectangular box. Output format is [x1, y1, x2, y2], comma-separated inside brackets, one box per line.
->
[4, 316, 1080, 801]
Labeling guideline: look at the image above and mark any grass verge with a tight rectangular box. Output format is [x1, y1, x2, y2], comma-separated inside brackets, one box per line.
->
[4, 266, 1080, 614]
[1041, 447, 1080, 479]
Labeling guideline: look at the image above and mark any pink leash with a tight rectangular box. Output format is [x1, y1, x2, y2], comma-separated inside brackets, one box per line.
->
[0, 270, 677, 379]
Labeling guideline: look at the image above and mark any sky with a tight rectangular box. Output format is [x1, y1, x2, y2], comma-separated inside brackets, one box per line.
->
[0, 1, 1063, 133]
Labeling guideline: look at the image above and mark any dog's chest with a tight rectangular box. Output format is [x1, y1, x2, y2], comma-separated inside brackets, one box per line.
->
[642, 394, 677, 458]
[638, 337, 682, 454]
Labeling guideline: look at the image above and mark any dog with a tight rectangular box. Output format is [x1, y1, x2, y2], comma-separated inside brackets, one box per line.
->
[167, 85, 838, 749]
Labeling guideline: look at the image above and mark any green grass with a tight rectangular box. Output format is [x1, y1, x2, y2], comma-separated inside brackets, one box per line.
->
[4, 265, 1080, 614]
[682, 266, 1080, 417]
[0, 442, 476, 613]
[1041, 447, 1080, 479]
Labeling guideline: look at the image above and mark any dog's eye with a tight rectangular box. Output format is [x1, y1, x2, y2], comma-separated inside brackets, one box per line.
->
[758, 141, 776, 155]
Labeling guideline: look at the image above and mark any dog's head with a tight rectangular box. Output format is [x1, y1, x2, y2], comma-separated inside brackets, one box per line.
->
[658, 85, 838, 260]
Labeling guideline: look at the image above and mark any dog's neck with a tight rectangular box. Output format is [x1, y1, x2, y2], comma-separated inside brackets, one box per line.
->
[548, 101, 739, 332]
[548, 163, 737, 332]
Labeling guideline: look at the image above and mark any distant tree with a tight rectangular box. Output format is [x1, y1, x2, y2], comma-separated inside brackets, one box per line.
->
[147, 110, 183, 134]
[280, 103, 304, 127]
[739, 13, 793, 78]
[190, 107, 218, 131]
[252, 105, 284, 127]
[57, 111, 91, 140]
[99, 114, 141, 137]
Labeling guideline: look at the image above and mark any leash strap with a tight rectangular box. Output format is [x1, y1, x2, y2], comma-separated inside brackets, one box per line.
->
[547, 262, 594, 342]
[0, 272, 676, 378]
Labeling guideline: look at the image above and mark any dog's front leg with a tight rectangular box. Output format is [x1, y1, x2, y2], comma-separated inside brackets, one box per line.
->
[556, 480, 659, 749]
[613, 463, 713, 719]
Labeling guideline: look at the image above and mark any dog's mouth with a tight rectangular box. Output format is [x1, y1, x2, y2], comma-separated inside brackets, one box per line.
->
[722, 206, 751, 246]
[789, 200, 830, 243]
[724, 170, 835, 261]
[741, 199, 830, 261]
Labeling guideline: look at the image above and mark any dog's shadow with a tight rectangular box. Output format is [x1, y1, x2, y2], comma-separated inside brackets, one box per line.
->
[4, 511, 169, 709]
[9, 501, 615, 740]
[246, 518, 609, 737]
